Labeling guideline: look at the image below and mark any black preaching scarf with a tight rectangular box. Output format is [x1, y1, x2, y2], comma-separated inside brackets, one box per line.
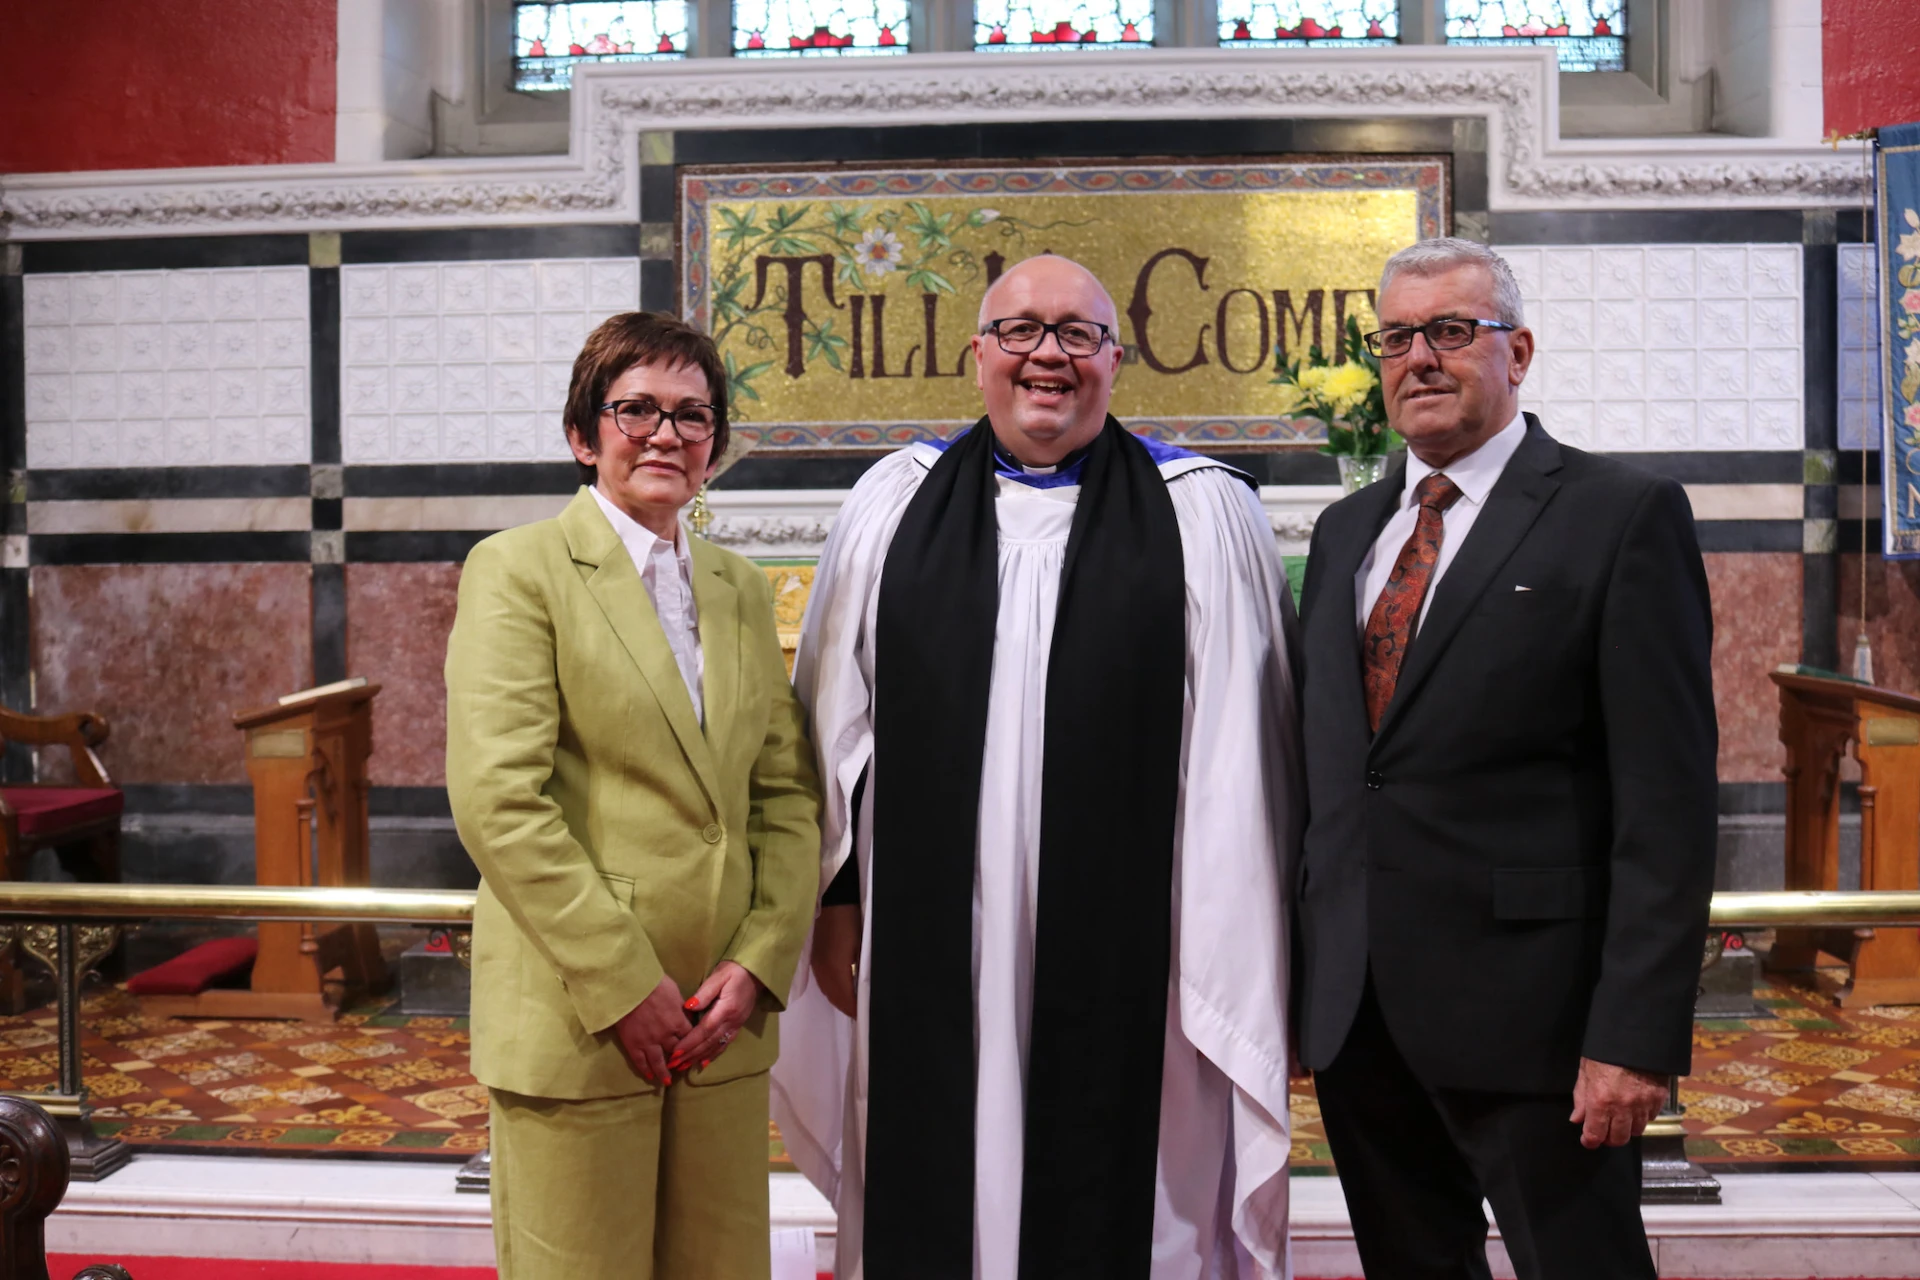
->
[867, 414, 1186, 1279]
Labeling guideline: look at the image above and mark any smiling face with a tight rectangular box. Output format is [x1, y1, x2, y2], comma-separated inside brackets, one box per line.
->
[566, 359, 718, 542]
[970, 256, 1124, 466]
[1378, 263, 1534, 469]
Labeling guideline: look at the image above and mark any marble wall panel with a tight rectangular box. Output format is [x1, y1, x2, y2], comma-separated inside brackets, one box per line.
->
[1837, 242, 1883, 451]
[1705, 552, 1802, 783]
[339, 258, 638, 465]
[345, 563, 462, 787]
[1839, 554, 1920, 698]
[23, 267, 311, 469]
[1499, 244, 1802, 452]
[30, 564, 313, 784]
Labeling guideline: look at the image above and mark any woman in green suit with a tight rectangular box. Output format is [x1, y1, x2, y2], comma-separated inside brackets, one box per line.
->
[446, 312, 821, 1280]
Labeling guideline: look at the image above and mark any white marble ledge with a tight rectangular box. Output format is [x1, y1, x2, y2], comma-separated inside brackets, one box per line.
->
[1290, 1170, 1920, 1240]
[51, 1153, 491, 1229]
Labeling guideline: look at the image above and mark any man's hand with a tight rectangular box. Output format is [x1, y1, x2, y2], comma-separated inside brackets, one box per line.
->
[613, 975, 691, 1086]
[668, 960, 762, 1075]
[811, 904, 861, 1019]
[1570, 1057, 1668, 1149]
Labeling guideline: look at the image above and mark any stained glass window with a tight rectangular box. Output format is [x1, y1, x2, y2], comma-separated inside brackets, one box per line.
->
[734, 0, 910, 56]
[1444, 2, 1626, 73]
[515, 1, 687, 91]
[1220, 2, 1397, 47]
[973, 0, 1153, 51]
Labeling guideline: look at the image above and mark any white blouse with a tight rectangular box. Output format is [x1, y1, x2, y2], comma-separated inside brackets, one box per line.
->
[589, 484, 705, 724]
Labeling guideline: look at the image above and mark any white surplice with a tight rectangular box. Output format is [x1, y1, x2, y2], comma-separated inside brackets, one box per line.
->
[771, 443, 1303, 1280]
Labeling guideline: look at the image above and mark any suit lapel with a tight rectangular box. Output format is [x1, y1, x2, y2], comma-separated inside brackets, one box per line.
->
[560, 489, 723, 808]
[688, 536, 740, 758]
[1372, 418, 1563, 745]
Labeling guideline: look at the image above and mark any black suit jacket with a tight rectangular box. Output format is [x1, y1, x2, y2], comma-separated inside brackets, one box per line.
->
[1295, 416, 1717, 1094]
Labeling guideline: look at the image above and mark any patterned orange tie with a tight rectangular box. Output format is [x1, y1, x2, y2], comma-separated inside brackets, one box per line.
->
[1362, 472, 1464, 733]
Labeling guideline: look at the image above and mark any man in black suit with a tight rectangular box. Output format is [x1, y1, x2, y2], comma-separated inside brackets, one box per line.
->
[1294, 238, 1717, 1280]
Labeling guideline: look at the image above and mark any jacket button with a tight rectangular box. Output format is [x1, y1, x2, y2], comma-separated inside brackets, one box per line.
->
[702, 823, 723, 843]
[1365, 771, 1384, 790]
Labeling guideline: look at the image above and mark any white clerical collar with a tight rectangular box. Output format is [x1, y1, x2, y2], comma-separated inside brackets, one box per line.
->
[589, 483, 688, 569]
[1401, 410, 1526, 511]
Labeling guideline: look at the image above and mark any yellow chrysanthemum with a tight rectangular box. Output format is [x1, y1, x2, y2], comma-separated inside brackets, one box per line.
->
[1317, 362, 1378, 416]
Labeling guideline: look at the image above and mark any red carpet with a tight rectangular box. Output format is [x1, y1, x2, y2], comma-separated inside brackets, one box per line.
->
[48, 1262, 495, 1279]
[50, 1265, 837, 1280]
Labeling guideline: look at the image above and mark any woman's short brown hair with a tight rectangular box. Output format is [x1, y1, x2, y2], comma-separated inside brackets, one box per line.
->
[564, 312, 730, 484]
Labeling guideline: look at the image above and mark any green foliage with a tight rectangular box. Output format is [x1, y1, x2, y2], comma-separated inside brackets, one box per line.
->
[716, 206, 759, 250]
[1270, 314, 1404, 459]
[725, 350, 774, 404]
[804, 318, 849, 372]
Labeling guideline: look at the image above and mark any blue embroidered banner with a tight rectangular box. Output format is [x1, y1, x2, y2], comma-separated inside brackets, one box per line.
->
[1878, 122, 1920, 559]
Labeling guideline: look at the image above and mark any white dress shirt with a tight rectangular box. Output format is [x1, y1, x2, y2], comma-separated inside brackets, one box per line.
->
[1355, 410, 1528, 636]
[590, 485, 705, 724]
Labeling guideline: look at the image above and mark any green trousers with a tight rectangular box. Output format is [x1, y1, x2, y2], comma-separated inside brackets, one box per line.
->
[488, 1072, 773, 1280]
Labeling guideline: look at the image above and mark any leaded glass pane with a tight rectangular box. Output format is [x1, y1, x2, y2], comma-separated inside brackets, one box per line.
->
[734, 0, 910, 55]
[515, 1, 687, 91]
[1220, 2, 1397, 47]
[1444, 1, 1625, 73]
[973, 0, 1153, 51]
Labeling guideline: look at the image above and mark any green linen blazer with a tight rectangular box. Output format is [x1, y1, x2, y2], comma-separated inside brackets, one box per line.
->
[447, 487, 821, 1100]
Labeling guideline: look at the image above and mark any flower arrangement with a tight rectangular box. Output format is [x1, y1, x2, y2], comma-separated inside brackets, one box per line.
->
[1270, 315, 1403, 459]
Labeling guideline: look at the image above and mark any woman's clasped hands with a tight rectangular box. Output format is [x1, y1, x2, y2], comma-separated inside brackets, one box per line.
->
[612, 960, 763, 1086]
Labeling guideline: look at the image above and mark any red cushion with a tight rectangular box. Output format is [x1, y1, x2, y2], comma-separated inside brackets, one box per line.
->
[126, 936, 259, 996]
[2, 787, 123, 838]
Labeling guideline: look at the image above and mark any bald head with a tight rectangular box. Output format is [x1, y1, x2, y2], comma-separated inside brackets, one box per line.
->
[978, 254, 1119, 330]
[970, 253, 1125, 467]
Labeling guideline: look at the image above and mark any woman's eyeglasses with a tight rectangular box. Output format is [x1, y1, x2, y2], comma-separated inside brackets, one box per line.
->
[599, 398, 721, 443]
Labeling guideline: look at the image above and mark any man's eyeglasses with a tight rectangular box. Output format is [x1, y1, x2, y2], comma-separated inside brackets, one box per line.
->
[983, 318, 1113, 357]
[599, 398, 720, 443]
[1363, 318, 1517, 359]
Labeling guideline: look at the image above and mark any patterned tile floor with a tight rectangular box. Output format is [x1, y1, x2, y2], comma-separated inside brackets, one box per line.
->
[0, 986, 808, 1166]
[0, 988, 491, 1159]
[1288, 976, 1920, 1175]
[7, 979, 1919, 1171]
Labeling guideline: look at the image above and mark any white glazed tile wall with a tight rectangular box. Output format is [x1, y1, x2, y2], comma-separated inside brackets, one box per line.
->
[339, 258, 639, 465]
[23, 268, 311, 469]
[1837, 242, 1882, 451]
[1497, 244, 1803, 452]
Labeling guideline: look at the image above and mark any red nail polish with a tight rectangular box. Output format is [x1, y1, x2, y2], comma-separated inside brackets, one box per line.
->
[684, 998, 699, 1009]
[700, 1059, 710, 1069]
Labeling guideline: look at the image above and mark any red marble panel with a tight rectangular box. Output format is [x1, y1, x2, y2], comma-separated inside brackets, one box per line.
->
[30, 565, 313, 785]
[346, 563, 462, 788]
[1706, 552, 1802, 784]
[1838, 554, 1920, 698]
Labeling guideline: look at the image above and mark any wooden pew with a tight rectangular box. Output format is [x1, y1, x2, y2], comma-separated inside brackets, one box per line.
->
[0, 1094, 132, 1279]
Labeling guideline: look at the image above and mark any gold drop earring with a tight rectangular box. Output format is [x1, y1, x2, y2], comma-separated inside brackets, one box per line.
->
[688, 483, 713, 538]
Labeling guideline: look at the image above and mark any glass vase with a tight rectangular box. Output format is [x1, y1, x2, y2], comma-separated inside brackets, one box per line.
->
[1336, 453, 1389, 494]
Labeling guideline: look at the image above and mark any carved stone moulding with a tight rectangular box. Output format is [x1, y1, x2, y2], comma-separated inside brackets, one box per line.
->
[0, 49, 1867, 240]
[699, 486, 1330, 559]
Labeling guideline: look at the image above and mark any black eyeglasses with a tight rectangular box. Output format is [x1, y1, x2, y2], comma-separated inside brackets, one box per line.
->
[1363, 318, 1517, 359]
[983, 318, 1113, 357]
[599, 398, 721, 443]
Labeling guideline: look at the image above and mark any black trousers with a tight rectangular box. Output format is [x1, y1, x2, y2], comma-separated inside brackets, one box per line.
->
[1313, 982, 1656, 1280]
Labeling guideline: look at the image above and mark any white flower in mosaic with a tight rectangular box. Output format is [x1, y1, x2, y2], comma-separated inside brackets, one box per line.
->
[969, 208, 1002, 226]
[855, 228, 905, 278]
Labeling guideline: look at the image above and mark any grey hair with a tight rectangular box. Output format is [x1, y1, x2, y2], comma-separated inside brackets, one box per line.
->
[1378, 238, 1526, 328]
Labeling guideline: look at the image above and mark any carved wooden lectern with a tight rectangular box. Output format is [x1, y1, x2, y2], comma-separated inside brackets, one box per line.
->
[209, 682, 389, 1019]
[1768, 669, 1920, 1006]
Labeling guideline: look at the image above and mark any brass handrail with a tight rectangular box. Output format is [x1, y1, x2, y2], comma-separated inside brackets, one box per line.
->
[1709, 891, 1920, 928]
[0, 884, 1914, 929]
[0, 883, 474, 925]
